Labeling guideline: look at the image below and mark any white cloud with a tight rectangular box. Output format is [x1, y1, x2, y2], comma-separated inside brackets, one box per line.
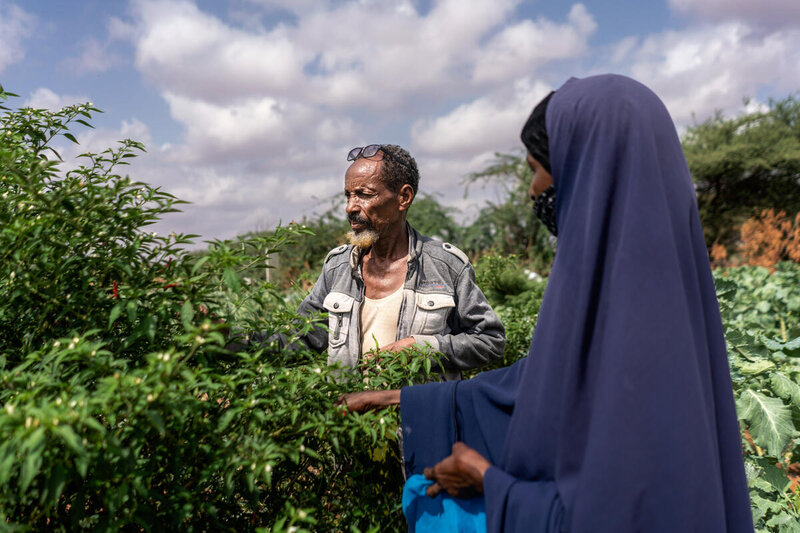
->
[164, 93, 302, 155]
[127, 0, 522, 108]
[131, 0, 309, 103]
[411, 79, 553, 157]
[301, 0, 519, 108]
[285, 176, 342, 202]
[24, 88, 90, 110]
[108, 16, 138, 41]
[472, 4, 597, 84]
[0, 2, 34, 73]
[669, 0, 800, 28]
[104, 0, 619, 241]
[608, 22, 800, 125]
[47, 115, 328, 242]
[63, 38, 120, 73]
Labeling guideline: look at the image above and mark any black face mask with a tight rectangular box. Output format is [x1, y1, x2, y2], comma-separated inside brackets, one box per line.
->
[533, 185, 558, 236]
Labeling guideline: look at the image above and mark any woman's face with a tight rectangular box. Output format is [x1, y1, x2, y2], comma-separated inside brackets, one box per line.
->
[527, 152, 553, 201]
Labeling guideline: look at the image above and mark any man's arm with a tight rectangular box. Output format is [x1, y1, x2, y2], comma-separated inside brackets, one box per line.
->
[292, 270, 331, 352]
[415, 264, 505, 371]
[227, 267, 330, 353]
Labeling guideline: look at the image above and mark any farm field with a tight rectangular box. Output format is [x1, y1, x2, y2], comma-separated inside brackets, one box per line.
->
[2, 93, 800, 532]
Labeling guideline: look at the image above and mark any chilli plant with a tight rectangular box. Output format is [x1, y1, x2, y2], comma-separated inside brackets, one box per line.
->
[0, 88, 435, 532]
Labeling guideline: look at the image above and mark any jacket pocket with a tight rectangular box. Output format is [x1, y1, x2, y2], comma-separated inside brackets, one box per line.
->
[412, 293, 455, 335]
[323, 292, 355, 349]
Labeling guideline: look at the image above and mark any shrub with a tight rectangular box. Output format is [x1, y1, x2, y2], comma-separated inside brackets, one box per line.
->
[716, 264, 800, 529]
[470, 253, 546, 373]
[739, 209, 800, 269]
[0, 89, 432, 531]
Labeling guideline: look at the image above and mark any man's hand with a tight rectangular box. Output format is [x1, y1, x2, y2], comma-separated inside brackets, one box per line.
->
[380, 337, 417, 353]
[361, 337, 417, 371]
[424, 442, 491, 498]
[335, 389, 401, 413]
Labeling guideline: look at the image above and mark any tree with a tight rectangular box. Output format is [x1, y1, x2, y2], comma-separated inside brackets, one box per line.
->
[460, 152, 555, 271]
[406, 193, 461, 244]
[682, 95, 800, 250]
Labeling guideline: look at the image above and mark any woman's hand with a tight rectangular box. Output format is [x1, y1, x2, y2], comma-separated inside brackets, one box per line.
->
[335, 389, 401, 413]
[424, 442, 491, 498]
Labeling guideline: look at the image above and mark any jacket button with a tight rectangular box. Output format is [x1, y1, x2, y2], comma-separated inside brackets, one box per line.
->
[428, 300, 434, 307]
[333, 303, 340, 309]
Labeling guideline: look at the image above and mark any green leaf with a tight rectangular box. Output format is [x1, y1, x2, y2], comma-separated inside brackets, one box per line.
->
[751, 494, 783, 514]
[55, 426, 84, 455]
[737, 389, 798, 456]
[770, 372, 800, 407]
[766, 512, 799, 529]
[740, 360, 776, 376]
[191, 255, 209, 275]
[44, 464, 67, 506]
[181, 300, 194, 329]
[108, 301, 124, 328]
[20, 450, 42, 493]
[126, 299, 138, 322]
[218, 409, 237, 432]
[752, 457, 792, 493]
[63, 132, 79, 144]
[142, 314, 157, 342]
[784, 336, 800, 353]
[75, 456, 88, 478]
[146, 410, 166, 437]
[222, 267, 241, 293]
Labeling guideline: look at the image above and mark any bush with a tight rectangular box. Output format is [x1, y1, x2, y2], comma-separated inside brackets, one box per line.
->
[0, 89, 434, 531]
[716, 264, 800, 530]
[468, 253, 546, 374]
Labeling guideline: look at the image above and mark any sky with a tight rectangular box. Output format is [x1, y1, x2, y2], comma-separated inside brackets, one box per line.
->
[2, 0, 800, 245]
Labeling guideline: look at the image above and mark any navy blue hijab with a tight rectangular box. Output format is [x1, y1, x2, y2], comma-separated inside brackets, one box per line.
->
[401, 75, 753, 532]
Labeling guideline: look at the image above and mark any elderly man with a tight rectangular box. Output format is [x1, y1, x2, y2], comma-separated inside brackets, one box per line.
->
[293, 144, 504, 380]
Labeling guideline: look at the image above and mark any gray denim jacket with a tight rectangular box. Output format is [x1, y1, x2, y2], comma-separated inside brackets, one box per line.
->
[296, 224, 505, 380]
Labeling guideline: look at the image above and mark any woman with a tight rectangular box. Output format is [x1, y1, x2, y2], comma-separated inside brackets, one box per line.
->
[341, 74, 753, 532]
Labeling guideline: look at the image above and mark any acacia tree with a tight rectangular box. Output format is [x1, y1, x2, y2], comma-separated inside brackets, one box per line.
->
[682, 95, 800, 250]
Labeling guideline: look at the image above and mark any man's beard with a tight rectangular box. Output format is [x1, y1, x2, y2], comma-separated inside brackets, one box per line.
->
[347, 214, 379, 249]
[346, 228, 379, 249]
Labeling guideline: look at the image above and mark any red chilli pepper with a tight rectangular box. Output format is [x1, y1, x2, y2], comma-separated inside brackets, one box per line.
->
[112, 280, 119, 299]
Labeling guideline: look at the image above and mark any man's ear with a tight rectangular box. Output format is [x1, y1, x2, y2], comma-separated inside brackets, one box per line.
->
[398, 184, 415, 212]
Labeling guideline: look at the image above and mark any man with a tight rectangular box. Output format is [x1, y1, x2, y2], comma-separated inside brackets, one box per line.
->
[294, 144, 504, 380]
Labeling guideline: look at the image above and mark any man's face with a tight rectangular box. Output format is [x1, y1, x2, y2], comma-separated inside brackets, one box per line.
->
[344, 158, 405, 241]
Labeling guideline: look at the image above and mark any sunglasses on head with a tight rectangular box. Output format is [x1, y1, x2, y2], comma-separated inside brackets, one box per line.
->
[347, 144, 413, 173]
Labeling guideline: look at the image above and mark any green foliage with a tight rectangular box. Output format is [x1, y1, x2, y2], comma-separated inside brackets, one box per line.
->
[683, 95, 800, 249]
[469, 253, 546, 373]
[0, 89, 436, 531]
[461, 152, 555, 271]
[4, 86, 800, 532]
[716, 264, 800, 529]
[406, 193, 461, 245]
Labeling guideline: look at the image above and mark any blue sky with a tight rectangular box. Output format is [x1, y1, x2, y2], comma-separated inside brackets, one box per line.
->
[2, 0, 799, 243]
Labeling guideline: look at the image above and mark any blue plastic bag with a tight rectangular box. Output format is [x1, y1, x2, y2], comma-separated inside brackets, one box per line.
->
[401, 474, 486, 533]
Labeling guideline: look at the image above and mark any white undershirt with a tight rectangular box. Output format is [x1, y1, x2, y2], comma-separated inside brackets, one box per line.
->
[360, 286, 404, 354]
